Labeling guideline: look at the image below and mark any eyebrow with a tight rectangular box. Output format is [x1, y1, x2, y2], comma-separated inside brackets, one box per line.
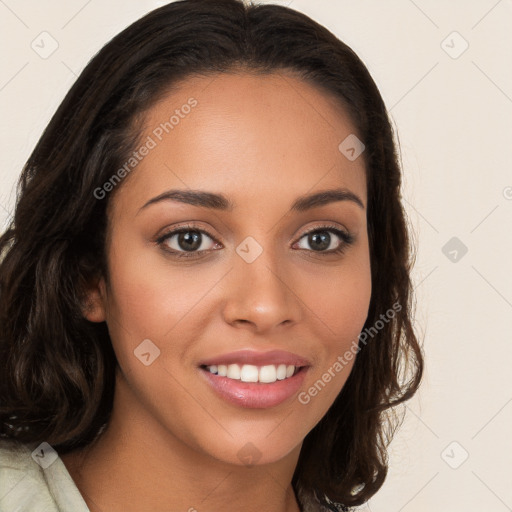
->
[138, 187, 365, 214]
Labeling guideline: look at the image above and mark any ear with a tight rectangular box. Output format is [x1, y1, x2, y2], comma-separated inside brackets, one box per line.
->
[81, 276, 107, 323]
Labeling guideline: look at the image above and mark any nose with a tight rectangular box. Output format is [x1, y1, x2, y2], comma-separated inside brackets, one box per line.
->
[222, 248, 302, 333]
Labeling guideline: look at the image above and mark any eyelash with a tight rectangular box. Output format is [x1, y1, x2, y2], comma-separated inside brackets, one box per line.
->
[156, 223, 355, 260]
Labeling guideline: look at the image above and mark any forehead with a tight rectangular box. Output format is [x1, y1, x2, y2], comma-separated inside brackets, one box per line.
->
[114, 70, 367, 213]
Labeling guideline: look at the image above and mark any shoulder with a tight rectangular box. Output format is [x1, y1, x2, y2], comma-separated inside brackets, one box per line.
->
[0, 438, 55, 510]
[0, 438, 89, 512]
[0, 438, 37, 472]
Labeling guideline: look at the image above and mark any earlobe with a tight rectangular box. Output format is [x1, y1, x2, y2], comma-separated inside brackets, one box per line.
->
[82, 277, 107, 323]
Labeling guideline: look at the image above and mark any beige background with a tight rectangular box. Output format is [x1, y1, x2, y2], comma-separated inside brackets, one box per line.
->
[1, 1, 511, 510]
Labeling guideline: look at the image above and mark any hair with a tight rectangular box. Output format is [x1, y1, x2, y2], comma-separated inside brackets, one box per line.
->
[0, 0, 424, 510]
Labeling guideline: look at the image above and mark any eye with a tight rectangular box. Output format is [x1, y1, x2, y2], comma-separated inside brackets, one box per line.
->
[156, 225, 221, 258]
[294, 225, 355, 254]
[156, 223, 355, 260]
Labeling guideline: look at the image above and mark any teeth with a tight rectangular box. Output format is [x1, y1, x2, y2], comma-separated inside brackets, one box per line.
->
[259, 365, 277, 383]
[205, 363, 298, 383]
[240, 364, 259, 382]
[227, 364, 241, 379]
[276, 364, 287, 380]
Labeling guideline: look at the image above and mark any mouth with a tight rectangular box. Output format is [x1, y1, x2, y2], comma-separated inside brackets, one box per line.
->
[198, 350, 311, 409]
[200, 363, 301, 383]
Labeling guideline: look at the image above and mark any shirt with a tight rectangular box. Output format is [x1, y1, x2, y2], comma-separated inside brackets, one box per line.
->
[0, 439, 90, 512]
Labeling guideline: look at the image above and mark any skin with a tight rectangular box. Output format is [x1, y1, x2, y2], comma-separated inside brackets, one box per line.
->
[61, 70, 372, 512]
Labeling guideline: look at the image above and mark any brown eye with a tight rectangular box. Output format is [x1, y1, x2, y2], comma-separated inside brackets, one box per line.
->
[295, 226, 354, 254]
[169, 231, 204, 252]
[157, 226, 221, 258]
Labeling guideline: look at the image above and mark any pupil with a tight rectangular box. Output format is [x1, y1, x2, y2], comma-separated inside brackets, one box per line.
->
[310, 232, 330, 251]
[179, 231, 201, 251]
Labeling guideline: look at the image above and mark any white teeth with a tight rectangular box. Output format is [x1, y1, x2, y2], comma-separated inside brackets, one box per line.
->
[205, 363, 298, 383]
[276, 364, 287, 380]
[227, 364, 241, 379]
[240, 364, 259, 382]
[259, 365, 277, 383]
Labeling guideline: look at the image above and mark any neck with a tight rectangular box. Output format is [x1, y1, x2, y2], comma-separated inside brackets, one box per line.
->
[61, 369, 303, 512]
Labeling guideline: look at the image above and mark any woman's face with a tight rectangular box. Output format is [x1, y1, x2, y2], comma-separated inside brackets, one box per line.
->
[89, 71, 371, 466]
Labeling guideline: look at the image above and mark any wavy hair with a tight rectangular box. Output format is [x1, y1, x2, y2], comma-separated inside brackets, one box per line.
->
[0, 0, 423, 509]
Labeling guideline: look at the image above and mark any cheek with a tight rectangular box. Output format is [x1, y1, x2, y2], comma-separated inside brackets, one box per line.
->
[297, 250, 372, 418]
[104, 241, 218, 340]
[307, 247, 372, 347]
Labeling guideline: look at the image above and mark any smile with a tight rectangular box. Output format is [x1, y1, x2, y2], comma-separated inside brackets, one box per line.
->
[203, 363, 298, 383]
[198, 349, 311, 409]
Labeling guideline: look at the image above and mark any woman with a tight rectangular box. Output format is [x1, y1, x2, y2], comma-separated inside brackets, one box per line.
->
[0, 0, 423, 510]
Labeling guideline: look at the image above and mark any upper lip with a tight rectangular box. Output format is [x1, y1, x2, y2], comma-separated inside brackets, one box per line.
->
[199, 349, 311, 367]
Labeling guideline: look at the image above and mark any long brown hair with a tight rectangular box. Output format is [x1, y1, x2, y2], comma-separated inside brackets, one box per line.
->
[0, 0, 423, 509]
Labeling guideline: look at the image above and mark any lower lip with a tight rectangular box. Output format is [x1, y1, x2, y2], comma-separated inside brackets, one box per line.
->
[200, 367, 309, 409]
